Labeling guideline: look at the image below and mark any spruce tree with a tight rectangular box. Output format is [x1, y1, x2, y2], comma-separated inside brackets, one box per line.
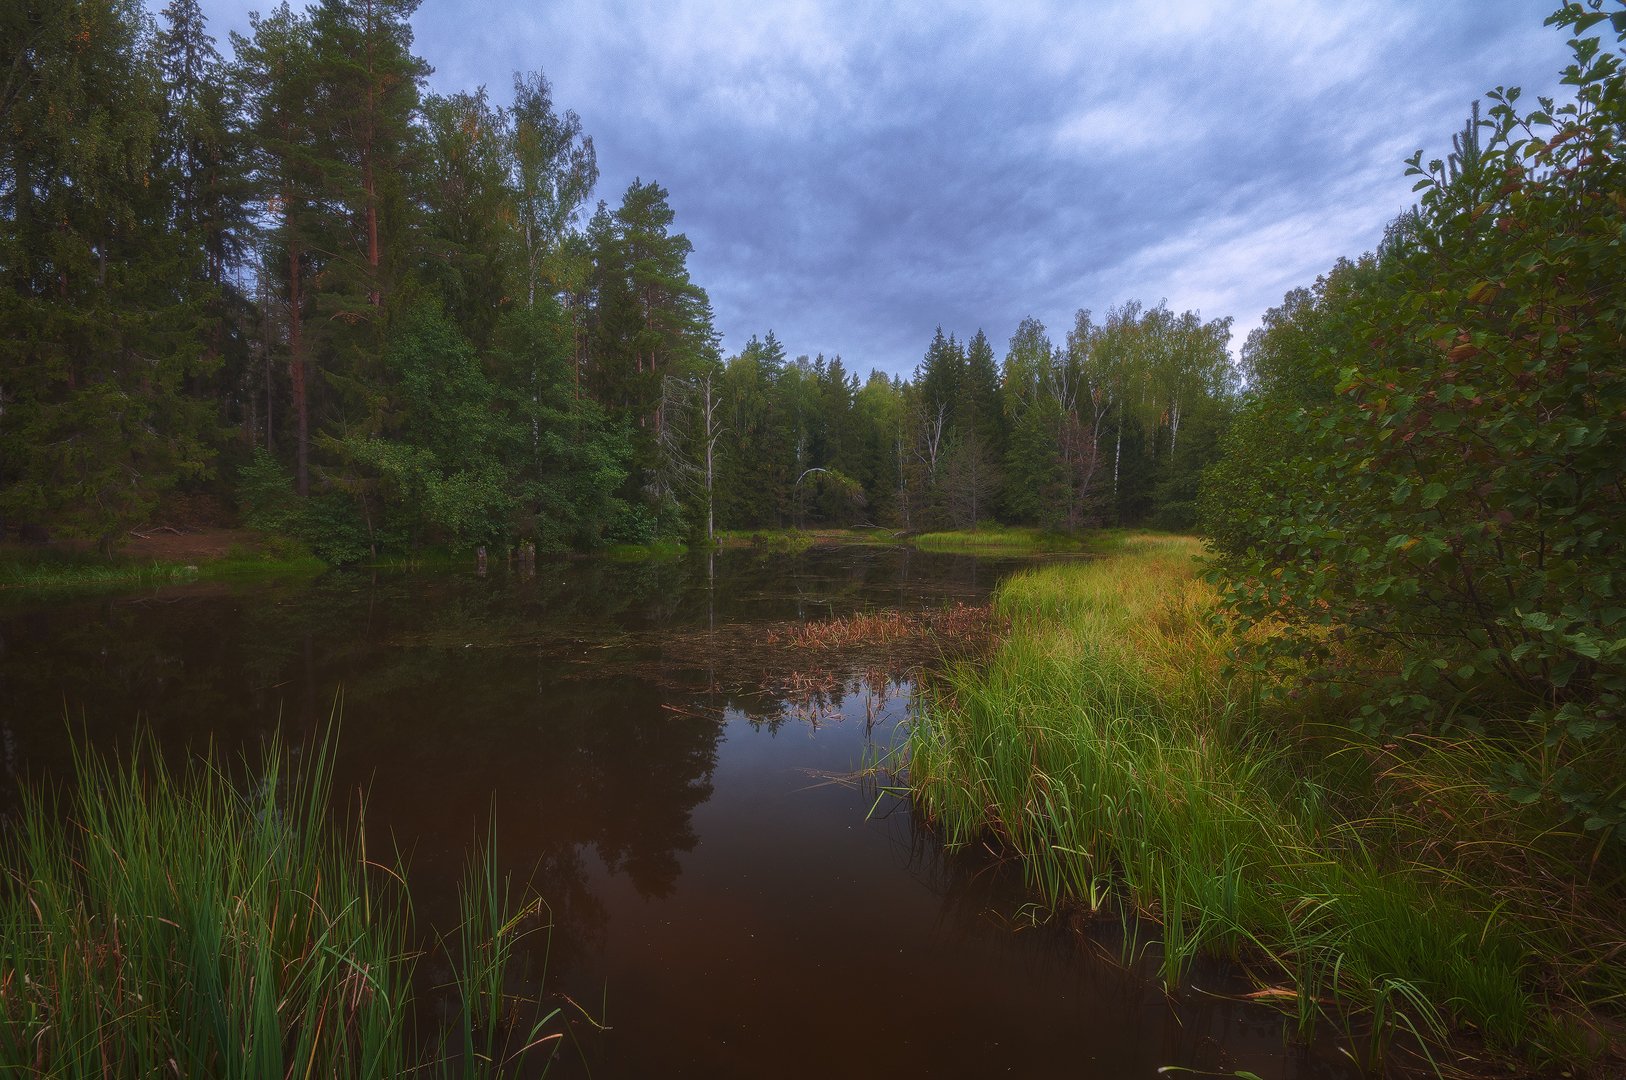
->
[233, 3, 321, 493]
[0, 0, 217, 548]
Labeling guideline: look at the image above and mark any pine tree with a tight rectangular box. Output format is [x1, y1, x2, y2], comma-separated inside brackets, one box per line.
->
[419, 88, 511, 348]
[307, 0, 426, 315]
[588, 180, 714, 425]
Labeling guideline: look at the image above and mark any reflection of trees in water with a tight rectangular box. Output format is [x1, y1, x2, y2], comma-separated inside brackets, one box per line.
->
[721, 669, 911, 737]
[0, 545, 1028, 1070]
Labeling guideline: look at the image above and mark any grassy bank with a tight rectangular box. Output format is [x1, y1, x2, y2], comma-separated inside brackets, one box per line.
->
[911, 525, 1085, 555]
[603, 539, 689, 560]
[714, 527, 907, 552]
[0, 547, 326, 593]
[906, 534, 1623, 1073]
[0, 733, 559, 1076]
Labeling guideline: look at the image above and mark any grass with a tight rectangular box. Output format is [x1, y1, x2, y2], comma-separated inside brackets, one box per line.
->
[603, 539, 689, 560]
[910, 525, 1085, 555]
[715, 527, 906, 553]
[0, 730, 562, 1077]
[905, 532, 1623, 1074]
[0, 546, 326, 594]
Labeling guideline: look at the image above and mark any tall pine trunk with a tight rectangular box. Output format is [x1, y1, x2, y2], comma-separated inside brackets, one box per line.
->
[288, 234, 308, 496]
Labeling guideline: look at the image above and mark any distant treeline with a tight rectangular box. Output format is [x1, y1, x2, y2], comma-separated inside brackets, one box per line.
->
[0, 0, 1236, 558]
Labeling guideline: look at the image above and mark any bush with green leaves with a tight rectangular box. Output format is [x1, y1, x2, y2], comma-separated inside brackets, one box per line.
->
[1205, 3, 1626, 838]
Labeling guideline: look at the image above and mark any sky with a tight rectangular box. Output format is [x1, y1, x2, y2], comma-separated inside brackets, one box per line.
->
[168, 0, 1577, 377]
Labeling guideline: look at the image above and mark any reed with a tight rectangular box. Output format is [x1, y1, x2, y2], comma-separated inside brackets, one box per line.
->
[906, 532, 1622, 1072]
[0, 731, 563, 1076]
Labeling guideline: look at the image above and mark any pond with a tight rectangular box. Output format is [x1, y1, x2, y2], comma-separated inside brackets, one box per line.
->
[0, 545, 1355, 1078]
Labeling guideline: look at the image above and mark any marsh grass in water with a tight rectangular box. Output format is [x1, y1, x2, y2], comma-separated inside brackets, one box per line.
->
[0, 730, 563, 1077]
[906, 533, 1624, 1074]
[602, 540, 688, 560]
[766, 602, 999, 652]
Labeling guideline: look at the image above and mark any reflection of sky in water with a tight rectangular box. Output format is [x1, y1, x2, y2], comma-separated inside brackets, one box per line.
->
[0, 548, 1356, 1078]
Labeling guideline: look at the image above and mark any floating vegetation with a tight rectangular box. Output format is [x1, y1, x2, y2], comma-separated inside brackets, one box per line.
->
[766, 602, 999, 654]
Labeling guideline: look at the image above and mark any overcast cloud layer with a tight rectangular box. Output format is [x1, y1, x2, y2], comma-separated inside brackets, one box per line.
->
[175, 1, 1575, 376]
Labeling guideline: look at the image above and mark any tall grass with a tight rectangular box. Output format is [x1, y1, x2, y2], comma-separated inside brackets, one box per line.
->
[907, 533, 1621, 1072]
[0, 732, 561, 1077]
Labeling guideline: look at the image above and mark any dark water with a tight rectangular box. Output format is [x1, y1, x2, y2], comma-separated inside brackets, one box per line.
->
[0, 546, 1355, 1078]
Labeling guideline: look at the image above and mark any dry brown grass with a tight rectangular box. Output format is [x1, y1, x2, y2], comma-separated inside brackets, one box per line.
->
[766, 602, 1000, 653]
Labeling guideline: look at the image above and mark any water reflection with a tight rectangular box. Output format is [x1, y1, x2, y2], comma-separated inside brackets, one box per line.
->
[0, 547, 1355, 1078]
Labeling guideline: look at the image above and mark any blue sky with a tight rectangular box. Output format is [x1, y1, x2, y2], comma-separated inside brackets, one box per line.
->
[172, 1, 1576, 376]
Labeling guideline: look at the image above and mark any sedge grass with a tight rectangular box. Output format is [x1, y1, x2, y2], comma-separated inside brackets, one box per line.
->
[0, 731, 562, 1077]
[906, 532, 1621, 1072]
[910, 525, 1084, 555]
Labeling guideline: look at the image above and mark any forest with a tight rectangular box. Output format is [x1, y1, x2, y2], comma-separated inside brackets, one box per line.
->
[0, 0, 1237, 561]
[3, 0, 1625, 1073]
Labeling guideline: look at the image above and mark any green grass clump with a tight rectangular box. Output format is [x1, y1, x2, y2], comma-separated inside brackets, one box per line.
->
[0, 547, 325, 594]
[0, 558, 204, 590]
[911, 525, 1083, 555]
[0, 733, 560, 1077]
[716, 528, 817, 554]
[907, 532, 1620, 1071]
[603, 539, 688, 560]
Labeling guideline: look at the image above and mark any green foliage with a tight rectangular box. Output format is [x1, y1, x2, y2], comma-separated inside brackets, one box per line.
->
[302, 490, 378, 566]
[0, 731, 563, 1075]
[605, 501, 660, 546]
[1207, 5, 1626, 839]
[804, 467, 868, 524]
[492, 304, 632, 549]
[237, 448, 305, 534]
[236, 448, 376, 564]
[0, 0, 220, 549]
[349, 307, 514, 551]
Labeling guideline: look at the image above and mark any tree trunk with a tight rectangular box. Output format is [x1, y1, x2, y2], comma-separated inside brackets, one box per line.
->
[1112, 403, 1122, 520]
[289, 238, 307, 496]
[365, 160, 380, 307]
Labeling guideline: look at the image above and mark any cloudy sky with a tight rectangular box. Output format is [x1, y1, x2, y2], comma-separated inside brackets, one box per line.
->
[173, 0, 1576, 376]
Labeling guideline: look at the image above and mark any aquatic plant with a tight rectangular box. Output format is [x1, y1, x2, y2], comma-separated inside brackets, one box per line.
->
[767, 602, 998, 653]
[0, 732, 562, 1077]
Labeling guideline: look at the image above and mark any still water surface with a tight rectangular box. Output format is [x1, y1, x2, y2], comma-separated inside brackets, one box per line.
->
[0, 546, 1354, 1078]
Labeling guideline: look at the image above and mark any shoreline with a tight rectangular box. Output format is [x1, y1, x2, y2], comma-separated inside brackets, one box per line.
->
[907, 533, 1622, 1076]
